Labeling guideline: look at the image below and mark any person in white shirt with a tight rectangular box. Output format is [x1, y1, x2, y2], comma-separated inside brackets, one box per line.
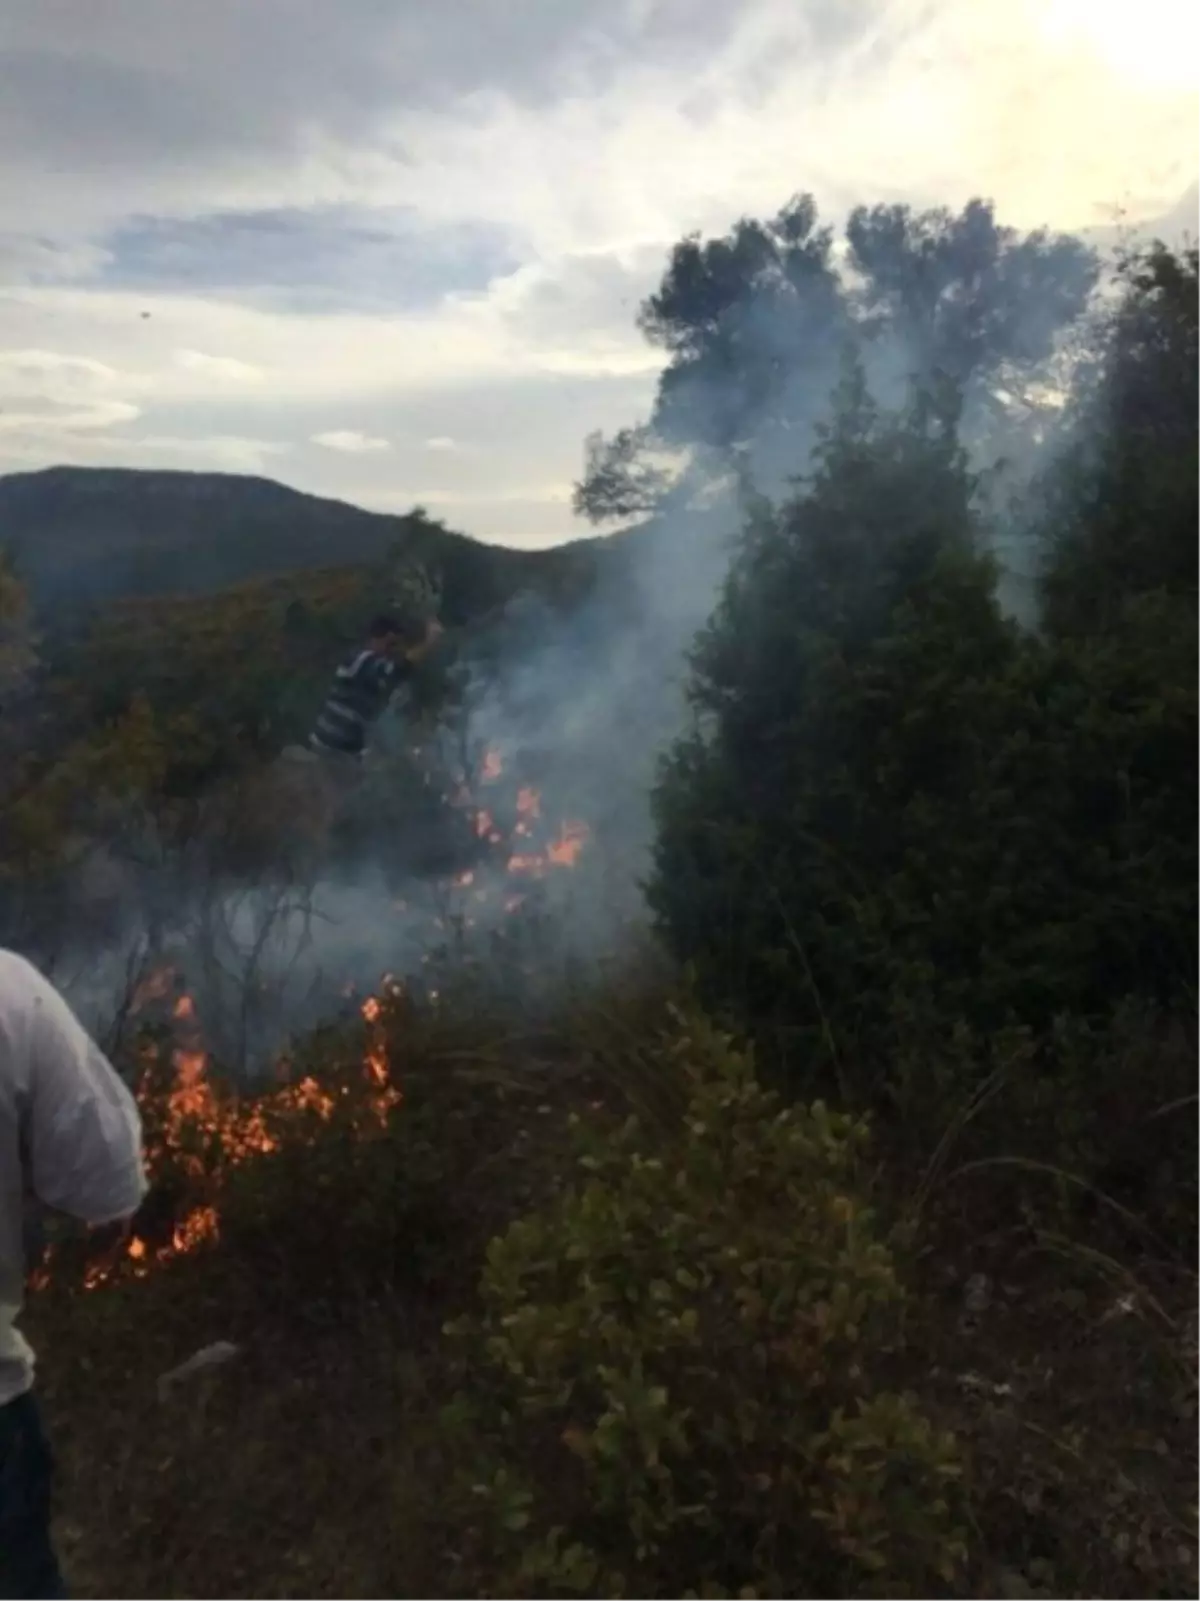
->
[0, 949, 147, 1600]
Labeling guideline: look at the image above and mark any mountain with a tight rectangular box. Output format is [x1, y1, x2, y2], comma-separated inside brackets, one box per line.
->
[0, 466, 608, 625]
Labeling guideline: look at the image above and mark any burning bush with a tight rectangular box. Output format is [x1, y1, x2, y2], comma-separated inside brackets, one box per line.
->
[442, 1005, 966, 1599]
[29, 974, 404, 1295]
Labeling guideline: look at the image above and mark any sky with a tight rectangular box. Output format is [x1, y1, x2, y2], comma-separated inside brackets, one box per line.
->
[0, 0, 1195, 549]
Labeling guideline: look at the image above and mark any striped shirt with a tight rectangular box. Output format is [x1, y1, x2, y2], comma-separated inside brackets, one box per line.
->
[308, 648, 410, 758]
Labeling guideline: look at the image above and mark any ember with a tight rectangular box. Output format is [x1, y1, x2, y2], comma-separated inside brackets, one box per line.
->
[464, 748, 591, 888]
[35, 743, 592, 1295]
[34, 978, 400, 1294]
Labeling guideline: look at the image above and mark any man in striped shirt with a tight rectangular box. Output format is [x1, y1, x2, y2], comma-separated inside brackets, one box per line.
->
[308, 613, 435, 760]
[276, 611, 442, 846]
[310, 614, 409, 758]
[285, 612, 440, 823]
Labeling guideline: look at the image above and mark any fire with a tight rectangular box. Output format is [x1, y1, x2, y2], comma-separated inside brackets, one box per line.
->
[546, 821, 589, 868]
[462, 749, 591, 892]
[37, 741, 593, 1296]
[35, 974, 402, 1295]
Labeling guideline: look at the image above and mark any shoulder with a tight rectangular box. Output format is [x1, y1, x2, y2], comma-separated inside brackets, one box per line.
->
[0, 950, 86, 1052]
[337, 649, 372, 678]
[366, 651, 403, 684]
[0, 948, 53, 1015]
[0, 950, 58, 1090]
[341, 649, 393, 680]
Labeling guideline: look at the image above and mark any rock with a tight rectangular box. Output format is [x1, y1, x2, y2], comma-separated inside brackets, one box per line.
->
[157, 1341, 241, 1401]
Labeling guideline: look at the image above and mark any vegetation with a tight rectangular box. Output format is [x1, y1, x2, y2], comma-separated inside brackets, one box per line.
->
[1, 466, 605, 620]
[4, 207, 1196, 1601]
[574, 194, 1097, 524]
[445, 1009, 966, 1600]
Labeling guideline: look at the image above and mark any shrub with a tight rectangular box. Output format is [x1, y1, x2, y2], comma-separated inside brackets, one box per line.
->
[649, 379, 1196, 1105]
[445, 1006, 966, 1598]
[1039, 243, 1198, 638]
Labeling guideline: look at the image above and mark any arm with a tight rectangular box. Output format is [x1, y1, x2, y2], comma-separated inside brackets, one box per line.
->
[402, 619, 444, 664]
[23, 962, 148, 1227]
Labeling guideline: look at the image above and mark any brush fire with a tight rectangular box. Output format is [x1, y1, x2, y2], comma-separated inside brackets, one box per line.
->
[30, 750, 589, 1296]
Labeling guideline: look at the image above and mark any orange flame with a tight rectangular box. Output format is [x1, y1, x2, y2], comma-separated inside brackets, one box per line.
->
[38, 970, 403, 1295]
[51, 750, 594, 1295]
[455, 764, 591, 897]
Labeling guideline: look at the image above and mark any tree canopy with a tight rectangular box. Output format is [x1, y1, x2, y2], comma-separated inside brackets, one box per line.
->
[575, 193, 1098, 524]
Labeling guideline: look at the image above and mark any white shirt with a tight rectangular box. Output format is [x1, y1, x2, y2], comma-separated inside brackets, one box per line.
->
[0, 949, 148, 1404]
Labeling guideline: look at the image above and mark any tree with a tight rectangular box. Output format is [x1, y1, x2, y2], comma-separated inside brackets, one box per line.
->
[571, 425, 681, 524]
[0, 548, 39, 726]
[574, 194, 1097, 525]
[846, 198, 1098, 392]
[648, 366, 1195, 1095]
[1038, 242, 1198, 635]
[576, 195, 847, 524]
[650, 378, 1002, 1063]
[0, 554, 54, 950]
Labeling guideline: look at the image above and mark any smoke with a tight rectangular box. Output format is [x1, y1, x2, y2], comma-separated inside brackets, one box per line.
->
[14, 196, 1129, 1071]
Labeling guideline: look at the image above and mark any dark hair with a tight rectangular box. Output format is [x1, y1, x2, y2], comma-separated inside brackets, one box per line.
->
[368, 612, 425, 646]
[367, 613, 402, 637]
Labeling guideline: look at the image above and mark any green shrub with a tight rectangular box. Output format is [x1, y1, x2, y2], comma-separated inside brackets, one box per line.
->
[1039, 243, 1198, 638]
[445, 1006, 966, 1598]
[649, 380, 1196, 1107]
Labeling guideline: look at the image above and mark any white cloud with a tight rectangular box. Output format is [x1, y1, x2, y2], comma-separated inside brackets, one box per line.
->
[123, 434, 291, 471]
[0, 350, 123, 390]
[0, 0, 1193, 545]
[1041, 0, 1200, 91]
[0, 234, 112, 285]
[174, 348, 263, 382]
[0, 400, 141, 435]
[0, 348, 144, 435]
[312, 429, 392, 453]
[0, 428, 287, 473]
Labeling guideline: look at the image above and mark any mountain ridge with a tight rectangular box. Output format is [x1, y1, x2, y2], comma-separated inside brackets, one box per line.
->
[0, 464, 612, 623]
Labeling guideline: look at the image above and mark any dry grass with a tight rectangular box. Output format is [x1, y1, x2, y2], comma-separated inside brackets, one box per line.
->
[33, 1274, 452, 1599]
[25, 985, 596, 1600]
[20, 985, 1200, 1600]
[914, 1234, 1197, 1599]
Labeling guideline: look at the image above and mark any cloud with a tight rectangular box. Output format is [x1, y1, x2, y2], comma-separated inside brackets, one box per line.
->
[0, 0, 1193, 546]
[96, 206, 521, 313]
[0, 427, 287, 474]
[312, 429, 391, 454]
[0, 234, 112, 287]
[424, 437, 457, 451]
[174, 349, 263, 382]
[0, 0, 756, 237]
[0, 349, 145, 435]
[0, 398, 141, 435]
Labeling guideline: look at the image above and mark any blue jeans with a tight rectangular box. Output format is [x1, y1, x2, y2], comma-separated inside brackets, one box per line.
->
[0, 1390, 67, 1599]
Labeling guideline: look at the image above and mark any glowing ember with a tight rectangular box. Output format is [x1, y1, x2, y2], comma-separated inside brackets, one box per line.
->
[454, 765, 592, 895]
[40, 745, 594, 1297]
[36, 966, 403, 1295]
[547, 821, 589, 868]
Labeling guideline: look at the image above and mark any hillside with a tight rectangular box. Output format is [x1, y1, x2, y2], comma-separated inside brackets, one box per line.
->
[0, 466, 609, 623]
